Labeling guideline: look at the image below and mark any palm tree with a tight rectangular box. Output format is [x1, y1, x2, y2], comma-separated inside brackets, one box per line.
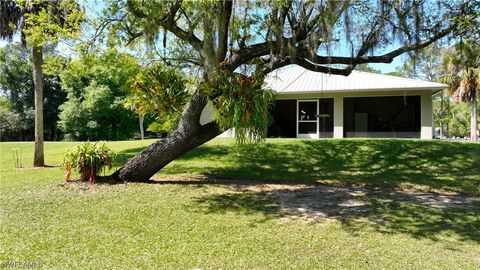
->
[455, 68, 479, 141]
[441, 40, 480, 141]
[0, 0, 83, 165]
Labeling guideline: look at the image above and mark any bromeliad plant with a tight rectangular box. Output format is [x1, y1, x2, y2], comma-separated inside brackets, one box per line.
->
[125, 62, 190, 133]
[208, 71, 275, 144]
[62, 142, 116, 182]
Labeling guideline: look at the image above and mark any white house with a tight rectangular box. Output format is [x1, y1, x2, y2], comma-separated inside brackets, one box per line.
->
[201, 65, 447, 139]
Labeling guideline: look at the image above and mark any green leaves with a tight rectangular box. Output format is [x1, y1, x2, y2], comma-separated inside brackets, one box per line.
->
[58, 49, 140, 140]
[126, 62, 189, 133]
[440, 39, 480, 102]
[209, 72, 275, 144]
[62, 141, 116, 181]
[18, 0, 84, 47]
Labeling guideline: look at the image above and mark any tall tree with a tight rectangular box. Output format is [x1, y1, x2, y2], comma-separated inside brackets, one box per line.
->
[58, 49, 140, 141]
[97, 0, 474, 182]
[0, 44, 67, 141]
[0, 0, 83, 166]
[441, 39, 480, 141]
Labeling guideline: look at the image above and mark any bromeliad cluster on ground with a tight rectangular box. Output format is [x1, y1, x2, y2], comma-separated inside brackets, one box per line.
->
[62, 141, 115, 183]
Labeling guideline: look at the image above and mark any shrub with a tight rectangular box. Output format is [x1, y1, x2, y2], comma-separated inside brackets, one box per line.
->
[62, 142, 115, 182]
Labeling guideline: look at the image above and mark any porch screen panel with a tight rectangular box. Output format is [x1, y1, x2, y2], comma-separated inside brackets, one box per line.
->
[343, 96, 421, 138]
[318, 98, 334, 138]
[268, 100, 296, 138]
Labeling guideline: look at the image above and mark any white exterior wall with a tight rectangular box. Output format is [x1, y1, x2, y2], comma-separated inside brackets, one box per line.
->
[420, 92, 433, 139]
[199, 104, 235, 137]
[333, 96, 344, 138]
[199, 104, 215, 126]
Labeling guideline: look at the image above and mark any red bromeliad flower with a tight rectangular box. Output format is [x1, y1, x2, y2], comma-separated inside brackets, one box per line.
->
[65, 164, 71, 182]
[241, 75, 250, 87]
[88, 171, 94, 183]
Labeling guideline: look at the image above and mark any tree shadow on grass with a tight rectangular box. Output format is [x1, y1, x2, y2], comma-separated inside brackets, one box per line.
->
[189, 182, 480, 243]
[114, 139, 480, 194]
[164, 139, 480, 195]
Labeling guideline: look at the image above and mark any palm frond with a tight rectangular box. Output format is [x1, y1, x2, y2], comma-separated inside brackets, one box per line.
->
[456, 68, 479, 102]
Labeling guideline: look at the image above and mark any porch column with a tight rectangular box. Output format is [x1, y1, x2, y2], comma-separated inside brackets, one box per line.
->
[333, 96, 344, 138]
[420, 91, 433, 139]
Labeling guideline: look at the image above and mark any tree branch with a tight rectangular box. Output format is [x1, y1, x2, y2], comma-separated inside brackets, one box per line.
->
[162, 22, 203, 51]
[217, 0, 233, 62]
[126, 0, 203, 51]
[261, 22, 455, 76]
[224, 1, 348, 71]
[261, 56, 354, 76]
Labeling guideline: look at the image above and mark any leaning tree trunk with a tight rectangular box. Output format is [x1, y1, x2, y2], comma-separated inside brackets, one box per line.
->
[32, 45, 44, 167]
[109, 91, 222, 182]
[471, 95, 477, 142]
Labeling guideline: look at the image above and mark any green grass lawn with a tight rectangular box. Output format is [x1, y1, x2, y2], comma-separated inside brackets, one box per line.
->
[1, 138, 479, 269]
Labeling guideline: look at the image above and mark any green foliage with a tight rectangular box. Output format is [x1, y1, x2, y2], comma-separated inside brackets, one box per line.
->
[146, 118, 176, 134]
[441, 39, 480, 100]
[356, 64, 382, 74]
[0, 97, 26, 138]
[0, 44, 66, 141]
[446, 99, 479, 138]
[16, 0, 84, 47]
[208, 72, 275, 144]
[0, 45, 32, 113]
[447, 102, 470, 137]
[62, 141, 115, 181]
[126, 62, 189, 133]
[432, 93, 479, 138]
[396, 44, 444, 81]
[440, 39, 479, 140]
[58, 49, 140, 140]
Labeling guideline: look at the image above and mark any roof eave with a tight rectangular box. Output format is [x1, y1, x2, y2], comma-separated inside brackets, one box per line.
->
[274, 86, 448, 95]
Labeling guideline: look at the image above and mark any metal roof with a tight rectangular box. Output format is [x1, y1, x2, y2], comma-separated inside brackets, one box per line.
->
[264, 65, 447, 94]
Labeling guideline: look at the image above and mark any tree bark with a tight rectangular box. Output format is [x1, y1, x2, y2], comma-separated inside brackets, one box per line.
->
[110, 91, 222, 182]
[32, 45, 44, 167]
[471, 96, 477, 142]
[139, 116, 144, 140]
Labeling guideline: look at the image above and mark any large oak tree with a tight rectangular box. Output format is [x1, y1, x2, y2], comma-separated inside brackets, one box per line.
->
[100, 0, 476, 182]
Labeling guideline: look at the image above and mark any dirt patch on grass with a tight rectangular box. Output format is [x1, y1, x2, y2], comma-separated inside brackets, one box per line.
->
[150, 175, 479, 224]
[234, 184, 480, 223]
